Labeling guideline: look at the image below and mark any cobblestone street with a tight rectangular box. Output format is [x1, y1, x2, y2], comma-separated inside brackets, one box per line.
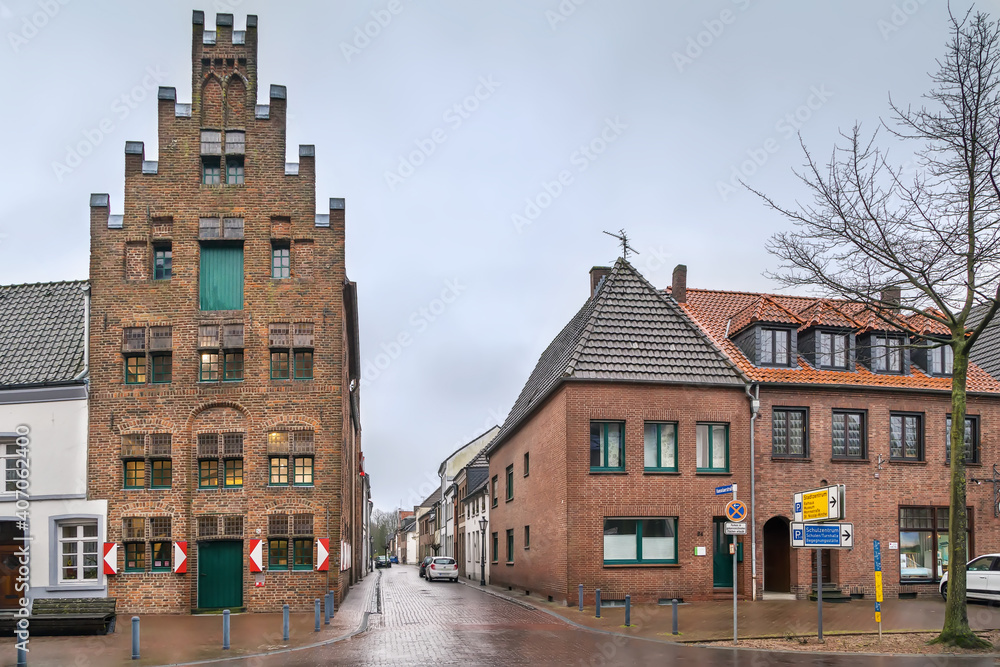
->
[236, 566, 997, 666]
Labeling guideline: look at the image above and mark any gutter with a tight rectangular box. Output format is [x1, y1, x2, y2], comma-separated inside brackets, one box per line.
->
[745, 382, 759, 600]
[73, 283, 91, 382]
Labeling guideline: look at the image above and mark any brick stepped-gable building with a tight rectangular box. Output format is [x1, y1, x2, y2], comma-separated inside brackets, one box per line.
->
[485, 259, 752, 604]
[87, 11, 363, 613]
[672, 266, 1000, 600]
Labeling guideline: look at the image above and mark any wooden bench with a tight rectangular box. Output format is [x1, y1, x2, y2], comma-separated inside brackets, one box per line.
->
[0, 597, 117, 636]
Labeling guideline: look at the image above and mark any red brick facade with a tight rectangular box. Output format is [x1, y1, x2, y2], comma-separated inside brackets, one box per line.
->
[87, 11, 362, 613]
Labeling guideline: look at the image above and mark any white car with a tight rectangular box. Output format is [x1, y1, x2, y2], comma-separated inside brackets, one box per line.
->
[426, 556, 458, 582]
[939, 553, 1000, 601]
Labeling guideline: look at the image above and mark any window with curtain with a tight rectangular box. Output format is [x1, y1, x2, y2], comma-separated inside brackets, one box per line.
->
[696, 423, 728, 472]
[760, 328, 791, 366]
[900, 506, 969, 581]
[818, 331, 849, 369]
[603, 518, 677, 564]
[590, 421, 625, 471]
[643, 422, 677, 471]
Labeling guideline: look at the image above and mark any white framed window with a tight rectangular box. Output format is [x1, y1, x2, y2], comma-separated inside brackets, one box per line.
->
[1, 441, 20, 493]
[59, 522, 99, 583]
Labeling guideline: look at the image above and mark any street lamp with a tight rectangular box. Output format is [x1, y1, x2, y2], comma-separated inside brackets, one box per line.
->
[478, 515, 488, 586]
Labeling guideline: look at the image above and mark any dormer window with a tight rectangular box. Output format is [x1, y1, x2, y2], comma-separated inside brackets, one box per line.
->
[817, 331, 849, 369]
[760, 328, 791, 366]
[928, 344, 953, 375]
[871, 335, 904, 373]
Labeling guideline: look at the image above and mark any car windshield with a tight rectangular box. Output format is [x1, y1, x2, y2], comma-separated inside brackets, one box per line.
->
[433, 557, 455, 565]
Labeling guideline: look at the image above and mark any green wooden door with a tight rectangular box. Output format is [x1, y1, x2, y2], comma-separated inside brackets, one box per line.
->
[200, 245, 244, 310]
[198, 541, 243, 609]
[713, 518, 734, 588]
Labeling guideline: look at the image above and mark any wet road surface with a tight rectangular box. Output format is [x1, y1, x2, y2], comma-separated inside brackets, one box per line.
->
[237, 567, 997, 666]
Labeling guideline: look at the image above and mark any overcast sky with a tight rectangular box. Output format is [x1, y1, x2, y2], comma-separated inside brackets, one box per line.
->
[0, 0, 979, 510]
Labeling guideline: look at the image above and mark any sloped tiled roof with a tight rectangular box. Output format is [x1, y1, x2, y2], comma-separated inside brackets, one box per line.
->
[797, 299, 859, 331]
[416, 489, 438, 509]
[970, 304, 1000, 381]
[679, 288, 1000, 393]
[487, 259, 746, 454]
[0, 281, 87, 387]
[729, 295, 802, 335]
[466, 467, 489, 497]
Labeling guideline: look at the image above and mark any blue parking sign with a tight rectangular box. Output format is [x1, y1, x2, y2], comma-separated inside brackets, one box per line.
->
[793, 528, 803, 541]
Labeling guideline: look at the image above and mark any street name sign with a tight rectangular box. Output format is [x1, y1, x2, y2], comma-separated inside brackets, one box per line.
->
[725, 522, 747, 535]
[715, 484, 734, 496]
[793, 485, 845, 523]
[791, 522, 854, 549]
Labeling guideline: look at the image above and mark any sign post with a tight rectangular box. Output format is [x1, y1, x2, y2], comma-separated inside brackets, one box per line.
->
[724, 494, 746, 646]
[874, 540, 883, 639]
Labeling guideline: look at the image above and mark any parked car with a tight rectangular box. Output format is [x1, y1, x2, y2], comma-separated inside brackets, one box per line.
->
[426, 556, 458, 582]
[939, 553, 1000, 601]
[390, 555, 399, 564]
[419, 556, 433, 577]
[375, 556, 391, 569]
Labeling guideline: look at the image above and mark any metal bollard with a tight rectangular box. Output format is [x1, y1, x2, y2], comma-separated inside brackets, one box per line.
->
[131, 616, 140, 660]
[578, 584, 584, 611]
[671, 598, 679, 635]
[314, 598, 321, 632]
[625, 594, 631, 627]
[324, 592, 331, 625]
[16, 642, 26, 667]
[282, 603, 290, 641]
[222, 609, 230, 650]
[329, 590, 336, 619]
[595, 589, 601, 619]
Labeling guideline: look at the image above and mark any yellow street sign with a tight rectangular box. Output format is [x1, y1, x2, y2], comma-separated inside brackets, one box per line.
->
[875, 570, 883, 602]
[875, 611, 881, 623]
[802, 489, 830, 521]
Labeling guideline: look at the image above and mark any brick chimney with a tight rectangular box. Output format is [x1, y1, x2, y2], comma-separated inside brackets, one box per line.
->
[590, 266, 611, 297]
[672, 264, 687, 303]
[881, 286, 901, 312]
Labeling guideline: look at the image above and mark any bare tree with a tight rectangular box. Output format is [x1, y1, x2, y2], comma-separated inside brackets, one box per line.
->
[751, 9, 1000, 649]
[371, 508, 401, 556]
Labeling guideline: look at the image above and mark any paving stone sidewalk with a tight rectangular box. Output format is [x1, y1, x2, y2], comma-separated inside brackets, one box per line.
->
[0, 572, 377, 667]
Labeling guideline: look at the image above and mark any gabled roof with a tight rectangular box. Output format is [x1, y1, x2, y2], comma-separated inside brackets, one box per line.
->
[729, 295, 802, 335]
[796, 299, 859, 331]
[416, 489, 438, 509]
[0, 281, 88, 387]
[487, 259, 746, 455]
[467, 466, 489, 494]
[400, 517, 416, 533]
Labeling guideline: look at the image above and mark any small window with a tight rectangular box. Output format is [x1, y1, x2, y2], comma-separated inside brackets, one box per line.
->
[223, 352, 244, 381]
[872, 336, 904, 373]
[151, 460, 171, 489]
[270, 456, 289, 486]
[225, 130, 245, 154]
[226, 157, 244, 185]
[271, 352, 290, 379]
[643, 422, 677, 471]
[772, 408, 808, 458]
[818, 331, 849, 369]
[199, 460, 219, 488]
[293, 539, 313, 570]
[832, 411, 866, 459]
[491, 475, 498, 508]
[124, 460, 145, 489]
[200, 353, 220, 382]
[696, 423, 729, 472]
[153, 244, 172, 280]
[269, 539, 288, 569]
[590, 421, 625, 472]
[524, 452, 529, 477]
[294, 456, 314, 486]
[125, 356, 146, 384]
[151, 541, 172, 572]
[202, 156, 221, 185]
[946, 415, 979, 464]
[491, 532, 498, 563]
[929, 345, 954, 375]
[505, 464, 514, 501]
[294, 351, 313, 379]
[890, 413, 923, 461]
[58, 522, 99, 583]
[506, 529, 514, 563]
[199, 324, 220, 348]
[524, 525, 530, 549]
[125, 542, 145, 572]
[272, 243, 290, 279]
[760, 328, 791, 366]
[200, 130, 222, 155]
[224, 459, 243, 487]
[151, 354, 172, 384]
[222, 217, 244, 239]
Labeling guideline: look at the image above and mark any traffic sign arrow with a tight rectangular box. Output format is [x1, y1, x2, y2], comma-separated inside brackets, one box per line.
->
[790, 522, 854, 549]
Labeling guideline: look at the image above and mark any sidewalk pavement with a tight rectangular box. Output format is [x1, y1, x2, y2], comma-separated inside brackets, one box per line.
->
[463, 579, 1000, 643]
[0, 572, 377, 667]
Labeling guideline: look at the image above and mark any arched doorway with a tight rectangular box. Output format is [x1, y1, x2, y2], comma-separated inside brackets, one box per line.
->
[763, 516, 791, 593]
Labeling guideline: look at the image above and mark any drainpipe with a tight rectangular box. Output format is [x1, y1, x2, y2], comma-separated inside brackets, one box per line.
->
[745, 383, 760, 600]
[74, 284, 91, 381]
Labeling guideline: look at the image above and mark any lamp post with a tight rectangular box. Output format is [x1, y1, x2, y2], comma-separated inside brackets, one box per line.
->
[478, 515, 488, 586]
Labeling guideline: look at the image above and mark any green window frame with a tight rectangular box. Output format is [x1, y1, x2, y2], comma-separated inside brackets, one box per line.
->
[224, 459, 243, 488]
[150, 354, 172, 383]
[293, 538, 313, 570]
[223, 352, 244, 381]
[491, 532, 498, 563]
[199, 353, 220, 382]
[294, 351, 313, 379]
[269, 539, 288, 569]
[124, 460, 145, 489]
[199, 459, 219, 488]
[270, 352, 290, 379]
[151, 541, 172, 572]
[491, 475, 498, 508]
[524, 525, 530, 549]
[150, 459, 171, 489]
[643, 422, 677, 471]
[202, 156, 221, 185]
[125, 356, 146, 384]
[270, 456, 289, 486]
[590, 421, 625, 472]
[226, 156, 244, 185]
[505, 464, 513, 501]
[696, 423, 729, 472]
[294, 456, 314, 486]
[153, 244, 172, 280]
[506, 529, 514, 563]
[272, 244, 290, 279]
[603, 517, 678, 564]
[125, 542, 145, 572]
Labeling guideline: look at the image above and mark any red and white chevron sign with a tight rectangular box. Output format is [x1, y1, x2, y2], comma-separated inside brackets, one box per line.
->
[103, 543, 118, 575]
[248, 539, 264, 572]
[316, 538, 329, 571]
[173, 541, 187, 573]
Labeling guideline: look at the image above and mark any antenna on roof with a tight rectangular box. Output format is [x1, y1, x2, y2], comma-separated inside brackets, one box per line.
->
[603, 229, 639, 261]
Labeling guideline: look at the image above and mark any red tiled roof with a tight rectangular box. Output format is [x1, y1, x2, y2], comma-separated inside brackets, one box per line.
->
[729, 295, 802, 334]
[796, 299, 860, 331]
[674, 287, 1000, 393]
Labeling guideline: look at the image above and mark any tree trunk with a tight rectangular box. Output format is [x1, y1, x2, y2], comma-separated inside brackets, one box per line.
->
[937, 348, 987, 648]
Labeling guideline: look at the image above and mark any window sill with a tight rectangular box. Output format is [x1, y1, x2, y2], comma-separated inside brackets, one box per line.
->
[830, 458, 869, 463]
[889, 459, 927, 465]
[46, 584, 105, 593]
[505, 498, 513, 503]
[643, 469, 680, 475]
[770, 457, 811, 462]
[505, 562, 514, 566]
[603, 562, 680, 569]
[589, 469, 627, 475]
[695, 471, 731, 476]
[947, 462, 981, 467]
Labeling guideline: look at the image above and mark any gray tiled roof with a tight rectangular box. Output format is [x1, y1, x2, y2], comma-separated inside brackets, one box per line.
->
[0, 281, 87, 387]
[466, 466, 489, 494]
[486, 259, 745, 455]
[970, 304, 1000, 380]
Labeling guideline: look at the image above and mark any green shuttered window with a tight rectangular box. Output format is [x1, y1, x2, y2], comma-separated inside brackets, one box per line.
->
[200, 245, 244, 311]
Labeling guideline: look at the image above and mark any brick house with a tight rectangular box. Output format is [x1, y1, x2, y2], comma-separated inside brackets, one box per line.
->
[485, 260, 752, 604]
[674, 268, 1000, 600]
[86, 11, 363, 613]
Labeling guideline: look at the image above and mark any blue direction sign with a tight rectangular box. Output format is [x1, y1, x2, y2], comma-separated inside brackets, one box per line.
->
[725, 500, 748, 522]
[790, 522, 854, 549]
[715, 484, 734, 496]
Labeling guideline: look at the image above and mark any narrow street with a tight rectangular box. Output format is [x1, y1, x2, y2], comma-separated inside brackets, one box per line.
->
[240, 566, 996, 666]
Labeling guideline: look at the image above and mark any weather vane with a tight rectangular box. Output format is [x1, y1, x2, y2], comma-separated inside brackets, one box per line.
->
[603, 229, 638, 261]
